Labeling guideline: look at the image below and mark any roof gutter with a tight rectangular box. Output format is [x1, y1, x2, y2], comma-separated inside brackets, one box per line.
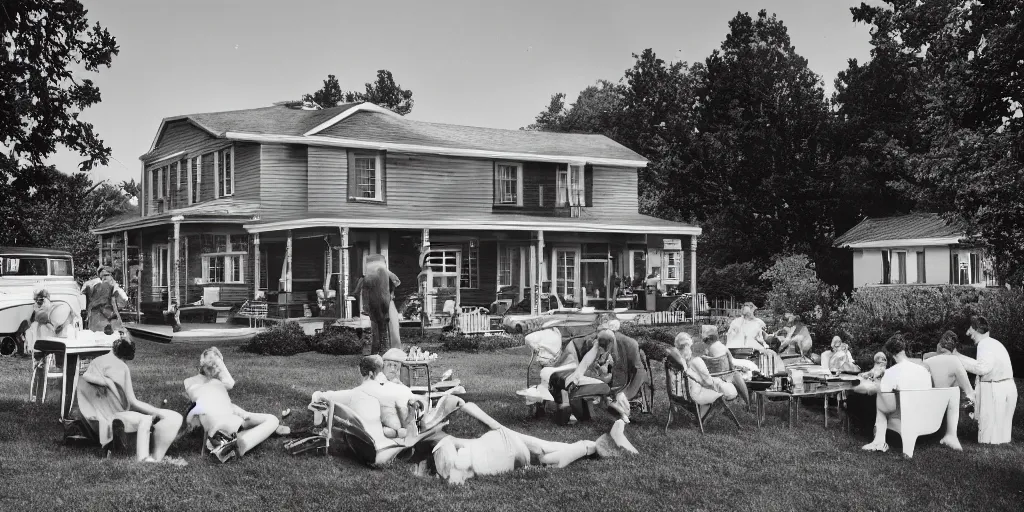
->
[836, 237, 964, 249]
[222, 132, 650, 168]
[242, 217, 700, 236]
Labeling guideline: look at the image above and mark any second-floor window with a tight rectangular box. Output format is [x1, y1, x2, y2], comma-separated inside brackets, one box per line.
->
[189, 155, 201, 204]
[494, 162, 522, 206]
[557, 164, 585, 207]
[353, 155, 381, 200]
[219, 147, 234, 197]
[149, 164, 170, 205]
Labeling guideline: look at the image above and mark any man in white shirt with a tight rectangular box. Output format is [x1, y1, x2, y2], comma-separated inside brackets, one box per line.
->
[863, 334, 938, 453]
[956, 316, 1017, 444]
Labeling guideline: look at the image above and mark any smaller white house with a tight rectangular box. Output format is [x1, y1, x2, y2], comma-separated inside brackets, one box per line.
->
[834, 213, 998, 289]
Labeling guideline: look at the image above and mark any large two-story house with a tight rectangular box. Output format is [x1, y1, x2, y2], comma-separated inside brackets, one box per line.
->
[92, 102, 701, 324]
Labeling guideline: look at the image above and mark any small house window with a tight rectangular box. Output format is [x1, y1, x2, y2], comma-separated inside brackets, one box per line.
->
[494, 162, 522, 206]
[353, 156, 381, 200]
[202, 233, 246, 284]
[461, 240, 479, 289]
[557, 164, 585, 207]
[220, 147, 234, 197]
[664, 251, 681, 283]
[190, 156, 201, 204]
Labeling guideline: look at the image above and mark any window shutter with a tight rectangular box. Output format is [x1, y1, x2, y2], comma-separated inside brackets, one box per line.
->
[493, 163, 500, 204]
[346, 150, 357, 201]
[380, 149, 387, 201]
[229, 146, 235, 196]
[584, 164, 594, 207]
[201, 257, 209, 285]
[195, 156, 202, 202]
[213, 151, 220, 199]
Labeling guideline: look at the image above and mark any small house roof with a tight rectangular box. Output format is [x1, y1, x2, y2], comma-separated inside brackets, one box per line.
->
[833, 213, 967, 248]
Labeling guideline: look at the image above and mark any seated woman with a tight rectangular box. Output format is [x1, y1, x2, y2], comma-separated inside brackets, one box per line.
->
[664, 333, 738, 414]
[699, 333, 752, 405]
[516, 320, 610, 405]
[184, 347, 280, 463]
[853, 352, 889, 395]
[822, 336, 861, 374]
[410, 397, 638, 485]
[770, 313, 818, 363]
[77, 337, 185, 464]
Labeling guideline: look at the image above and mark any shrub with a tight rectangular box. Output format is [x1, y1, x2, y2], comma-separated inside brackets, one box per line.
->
[761, 254, 837, 323]
[308, 326, 364, 355]
[977, 288, 1024, 370]
[239, 322, 310, 356]
[440, 333, 523, 352]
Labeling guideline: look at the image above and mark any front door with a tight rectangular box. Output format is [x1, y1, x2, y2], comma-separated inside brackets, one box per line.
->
[581, 260, 607, 306]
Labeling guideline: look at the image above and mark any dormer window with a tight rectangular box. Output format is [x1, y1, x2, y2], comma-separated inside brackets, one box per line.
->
[494, 162, 523, 206]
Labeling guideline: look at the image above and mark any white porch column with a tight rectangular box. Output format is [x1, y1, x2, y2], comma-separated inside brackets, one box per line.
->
[421, 229, 430, 325]
[690, 235, 698, 321]
[529, 245, 538, 315]
[537, 230, 545, 290]
[341, 227, 350, 319]
[285, 230, 293, 293]
[97, 235, 103, 267]
[253, 233, 261, 298]
[122, 231, 129, 286]
[171, 216, 183, 309]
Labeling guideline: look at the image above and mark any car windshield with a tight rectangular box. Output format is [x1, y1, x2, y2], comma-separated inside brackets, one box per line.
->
[0, 256, 73, 277]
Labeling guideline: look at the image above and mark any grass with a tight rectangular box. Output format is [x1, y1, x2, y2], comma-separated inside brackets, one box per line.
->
[1, 336, 1023, 512]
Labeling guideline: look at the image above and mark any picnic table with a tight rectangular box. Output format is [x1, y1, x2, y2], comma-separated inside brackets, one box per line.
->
[754, 376, 859, 430]
[30, 334, 117, 420]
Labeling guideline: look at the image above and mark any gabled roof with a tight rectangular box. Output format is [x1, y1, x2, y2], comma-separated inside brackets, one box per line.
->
[92, 198, 261, 234]
[834, 213, 967, 248]
[146, 103, 648, 167]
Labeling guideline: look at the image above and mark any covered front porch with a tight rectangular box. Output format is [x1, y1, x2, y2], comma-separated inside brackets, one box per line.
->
[246, 223, 702, 329]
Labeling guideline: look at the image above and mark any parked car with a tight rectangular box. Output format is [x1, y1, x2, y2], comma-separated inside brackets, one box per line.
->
[500, 293, 636, 333]
[0, 247, 86, 354]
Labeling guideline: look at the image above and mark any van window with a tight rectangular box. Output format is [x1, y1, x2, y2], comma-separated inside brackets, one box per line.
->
[0, 257, 72, 276]
[50, 259, 73, 276]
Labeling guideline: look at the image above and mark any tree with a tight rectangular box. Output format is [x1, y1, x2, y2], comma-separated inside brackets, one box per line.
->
[850, 0, 1024, 285]
[1, 0, 119, 179]
[303, 70, 414, 115]
[525, 80, 624, 134]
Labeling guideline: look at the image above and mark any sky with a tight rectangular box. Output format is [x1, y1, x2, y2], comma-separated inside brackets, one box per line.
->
[50, 0, 883, 184]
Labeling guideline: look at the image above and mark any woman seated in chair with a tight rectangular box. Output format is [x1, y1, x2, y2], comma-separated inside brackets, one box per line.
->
[77, 337, 185, 464]
[558, 328, 646, 424]
[664, 333, 739, 414]
[410, 398, 638, 485]
[184, 347, 280, 463]
[697, 333, 751, 405]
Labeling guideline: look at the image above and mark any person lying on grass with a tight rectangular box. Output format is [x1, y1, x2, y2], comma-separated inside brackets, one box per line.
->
[77, 337, 185, 465]
[311, 355, 465, 440]
[664, 333, 740, 412]
[861, 334, 961, 454]
[408, 396, 639, 485]
[184, 347, 280, 463]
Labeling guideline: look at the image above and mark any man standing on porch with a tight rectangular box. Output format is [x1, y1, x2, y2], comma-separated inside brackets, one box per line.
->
[956, 316, 1017, 445]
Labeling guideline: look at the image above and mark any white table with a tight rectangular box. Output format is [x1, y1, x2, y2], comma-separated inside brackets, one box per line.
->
[31, 335, 115, 419]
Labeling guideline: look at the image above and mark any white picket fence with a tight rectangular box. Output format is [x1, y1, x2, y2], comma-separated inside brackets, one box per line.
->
[456, 309, 503, 335]
[631, 311, 687, 325]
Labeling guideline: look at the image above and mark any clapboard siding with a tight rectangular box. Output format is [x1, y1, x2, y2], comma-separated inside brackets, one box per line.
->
[151, 120, 216, 160]
[143, 121, 230, 216]
[233, 143, 260, 201]
[591, 165, 640, 216]
[200, 152, 216, 203]
[259, 144, 309, 216]
[307, 146, 348, 212]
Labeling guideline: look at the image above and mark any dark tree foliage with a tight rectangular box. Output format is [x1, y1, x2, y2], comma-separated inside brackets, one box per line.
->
[303, 70, 414, 115]
[0, 0, 119, 177]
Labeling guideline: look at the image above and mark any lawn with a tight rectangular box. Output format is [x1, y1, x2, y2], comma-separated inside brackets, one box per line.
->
[1, 337, 1022, 512]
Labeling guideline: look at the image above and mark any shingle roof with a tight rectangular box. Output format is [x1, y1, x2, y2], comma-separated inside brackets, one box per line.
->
[316, 111, 647, 162]
[156, 103, 646, 164]
[92, 198, 261, 234]
[186, 104, 359, 137]
[833, 213, 966, 247]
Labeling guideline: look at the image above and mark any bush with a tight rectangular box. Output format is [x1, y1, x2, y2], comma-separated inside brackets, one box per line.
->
[239, 322, 311, 356]
[308, 326, 363, 355]
[835, 285, 1024, 370]
[440, 333, 524, 352]
[761, 254, 837, 323]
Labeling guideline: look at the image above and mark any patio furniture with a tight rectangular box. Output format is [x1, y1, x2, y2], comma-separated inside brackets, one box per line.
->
[30, 335, 116, 420]
[753, 379, 857, 430]
[664, 361, 740, 434]
[881, 387, 960, 458]
[237, 300, 269, 328]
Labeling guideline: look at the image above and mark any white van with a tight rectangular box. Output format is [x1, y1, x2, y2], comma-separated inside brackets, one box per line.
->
[0, 247, 87, 351]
